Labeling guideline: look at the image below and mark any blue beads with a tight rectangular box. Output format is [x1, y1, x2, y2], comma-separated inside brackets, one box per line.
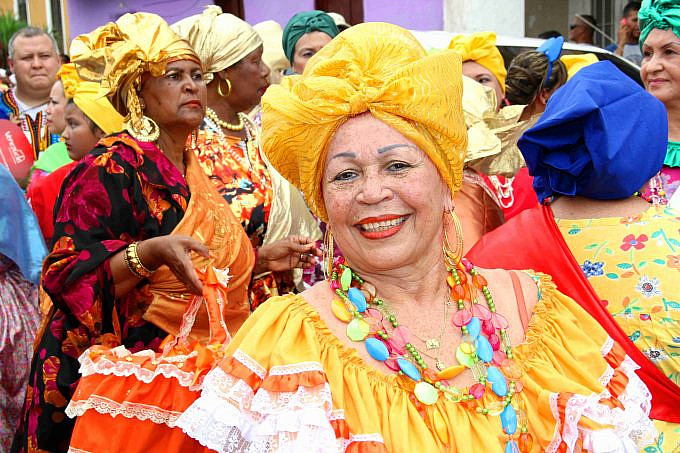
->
[504, 440, 519, 453]
[467, 316, 481, 339]
[397, 357, 421, 382]
[487, 365, 508, 396]
[347, 287, 367, 313]
[475, 335, 493, 363]
[500, 404, 518, 435]
[365, 338, 389, 362]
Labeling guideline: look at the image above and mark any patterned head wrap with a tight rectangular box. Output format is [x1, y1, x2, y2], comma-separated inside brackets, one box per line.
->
[262, 22, 467, 221]
[57, 63, 123, 134]
[70, 12, 200, 135]
[172, 6, 262, 83]
[639, 0, 680, 47]
[282, 10, 339, 64]
[448, 32, 507, 93]
[519, 61, 667, 202]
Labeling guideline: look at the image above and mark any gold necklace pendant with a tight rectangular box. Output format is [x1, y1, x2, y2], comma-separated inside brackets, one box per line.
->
[425, 338, 440, 350]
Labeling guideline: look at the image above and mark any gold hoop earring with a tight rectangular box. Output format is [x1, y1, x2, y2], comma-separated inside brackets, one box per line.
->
[125, 116, 160, 143]
[443, 209, 464, 264]
[190, 128, 199, 150]
[323, 227, 335, 280]
[217, 78, 232, 98]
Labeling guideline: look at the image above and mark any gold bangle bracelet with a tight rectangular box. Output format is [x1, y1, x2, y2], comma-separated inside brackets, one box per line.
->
[124, 242, 154, 279]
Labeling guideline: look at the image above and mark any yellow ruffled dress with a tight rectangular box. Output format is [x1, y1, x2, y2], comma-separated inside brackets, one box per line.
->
[177, 274, 656, 452]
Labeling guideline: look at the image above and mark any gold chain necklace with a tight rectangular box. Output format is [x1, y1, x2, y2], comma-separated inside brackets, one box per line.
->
[205, 107, 245, 131]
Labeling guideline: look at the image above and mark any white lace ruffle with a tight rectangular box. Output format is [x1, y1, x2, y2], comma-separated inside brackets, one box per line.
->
[233, 348, 267, 380]
[269, 361, 324, 376]
[177, 367, 340, 452]
[65, 395, 183, 427]
[545, 355, 656, 453]
[600, 337, 615, 357]
[77, 346, 204, 391]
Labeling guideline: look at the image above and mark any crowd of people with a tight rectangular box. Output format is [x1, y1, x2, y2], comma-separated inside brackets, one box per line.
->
[0, 0, 679, 452]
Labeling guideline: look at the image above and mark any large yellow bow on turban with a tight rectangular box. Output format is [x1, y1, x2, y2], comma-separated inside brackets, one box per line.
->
[262, 22, 467, 221]
[172, 6, 262, 83]
[70, 12, 199, 134]
[448, 32, 507, 93]
[57, 63, 123, 134]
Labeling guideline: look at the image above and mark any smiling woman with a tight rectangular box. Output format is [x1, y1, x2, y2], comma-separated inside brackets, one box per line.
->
[639, 0, 680, 205]
[177, 22, 657, 453]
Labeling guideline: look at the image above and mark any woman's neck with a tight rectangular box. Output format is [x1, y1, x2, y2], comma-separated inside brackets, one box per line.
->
[667, 102, 680, 142]
[207, 81, 240, 124]
[156, 127, 189, 173]
[346, 239, 451, 311]
[551, 195, 650, 219]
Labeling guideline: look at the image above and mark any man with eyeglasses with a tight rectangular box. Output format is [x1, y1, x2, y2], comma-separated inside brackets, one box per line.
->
[569, 14, 598, 45]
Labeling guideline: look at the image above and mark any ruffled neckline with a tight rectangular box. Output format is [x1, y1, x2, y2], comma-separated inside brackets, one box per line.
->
[666, 141, 680, 167]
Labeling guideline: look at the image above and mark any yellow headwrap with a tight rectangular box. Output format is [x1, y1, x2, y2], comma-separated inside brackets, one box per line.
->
[560, 53, 599, 80]
[448, 32, 507, 93]
[172, 5, 262, 83]
[56, 63, 123, 135]
[70, 12, 199, 134]
[262, 22, 467, 221]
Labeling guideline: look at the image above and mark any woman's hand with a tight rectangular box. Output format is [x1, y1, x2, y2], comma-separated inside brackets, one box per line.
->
[255, 235, 322, 274]
[137, 235, 210, 295]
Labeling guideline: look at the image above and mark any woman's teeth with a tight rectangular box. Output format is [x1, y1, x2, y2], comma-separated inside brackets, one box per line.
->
[359, 216, 407, 232]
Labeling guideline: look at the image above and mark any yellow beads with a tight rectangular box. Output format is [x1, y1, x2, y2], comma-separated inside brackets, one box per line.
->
[331, 299, 352, 323]
[436, 365, 465, 380]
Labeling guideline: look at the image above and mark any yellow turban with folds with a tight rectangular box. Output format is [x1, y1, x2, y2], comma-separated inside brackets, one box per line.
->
[448, 32, 507, 93]
[262, 22, 467, 221]
[560, 53, 599, 80]
[172, 5, 262, 83]
[70, 12, 199, 135]
[57, 63, 123, 134]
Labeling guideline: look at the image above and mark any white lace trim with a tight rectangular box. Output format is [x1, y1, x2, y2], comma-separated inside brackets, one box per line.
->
[177, 367, 339, 453]
[65, 395, 183, 427]
[67, 447, 92, 453]
[269, 361, 324, 376]
[598, 364, 615, 388]
[600, 337, 615, 357]
[545, 355, 656, 453]
[546, 393, 562, 453]
[77, 346, 204, 391]
[233, 348, 266, 380]
[349, 433, 384, 443]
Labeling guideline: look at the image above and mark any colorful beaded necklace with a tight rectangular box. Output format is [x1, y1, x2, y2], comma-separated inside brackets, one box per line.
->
[329, 256, 533, 452]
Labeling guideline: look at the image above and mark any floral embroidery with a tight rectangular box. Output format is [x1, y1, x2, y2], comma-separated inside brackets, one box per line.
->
[636, 276, 661, 299]
[667, 254, 680, 271]
[580, 260, 604, 277]
[620, 233, 648, 251]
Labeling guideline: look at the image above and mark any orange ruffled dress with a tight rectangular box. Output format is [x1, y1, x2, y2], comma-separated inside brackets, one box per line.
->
[176, 274, 657, 452]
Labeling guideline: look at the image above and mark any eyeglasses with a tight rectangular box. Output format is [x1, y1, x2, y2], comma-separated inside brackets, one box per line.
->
[569, 24, 582, 30]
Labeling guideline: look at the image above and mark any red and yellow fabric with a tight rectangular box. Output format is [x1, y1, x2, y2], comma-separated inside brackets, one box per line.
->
[175, 274, 656, 452]
[468, 204, 680, 450]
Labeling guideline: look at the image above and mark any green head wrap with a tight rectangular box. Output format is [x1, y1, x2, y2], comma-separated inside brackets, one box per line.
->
[639, 0, 680, 48]
[282, 10, 339, 65]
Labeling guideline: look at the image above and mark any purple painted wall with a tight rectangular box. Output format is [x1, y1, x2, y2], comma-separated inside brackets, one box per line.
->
[243, 0, 315, 26]
[363, 0, 442, 30]
[67, 0, 213, 43]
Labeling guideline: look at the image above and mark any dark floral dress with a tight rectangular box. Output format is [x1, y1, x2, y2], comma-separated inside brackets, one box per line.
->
[12, 133, 190, 453]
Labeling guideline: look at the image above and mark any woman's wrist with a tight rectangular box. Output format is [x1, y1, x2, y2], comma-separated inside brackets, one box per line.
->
[134, 239, 162, 273]
[253, 244, 268, 274]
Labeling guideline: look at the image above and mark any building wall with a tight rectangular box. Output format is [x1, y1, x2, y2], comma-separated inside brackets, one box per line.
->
[444, 0, 524, 35]
[66, 0, 212, 45]
[244, 0, 314, 26]
[526, 0, 569, 37]
[26, 0, 46, 26]
[363, 0, 442, 30]
[0, 0, 13, 13]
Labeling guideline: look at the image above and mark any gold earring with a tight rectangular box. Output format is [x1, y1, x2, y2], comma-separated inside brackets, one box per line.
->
[217, 78, 232, 98]
[443, 209, 464, 264]
[125, 116, 160, 143]
[190, 128, 199, 150]
[323, 227, 335, 280]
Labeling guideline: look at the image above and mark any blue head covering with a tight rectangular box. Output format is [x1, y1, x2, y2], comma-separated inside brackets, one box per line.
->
[519, 60, 667, 203]
[0, 165, 47, 284]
